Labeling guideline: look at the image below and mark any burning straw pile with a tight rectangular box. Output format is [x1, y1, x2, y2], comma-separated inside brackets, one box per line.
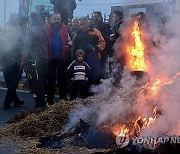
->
[0, 86, 140, 153]
[0, 85, 140, 139]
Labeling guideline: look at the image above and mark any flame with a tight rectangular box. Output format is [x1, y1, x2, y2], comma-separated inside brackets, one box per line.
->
[133, 106, 158, 133]
[112, 124, 129, 137]
[113, 72, 180, 138]
[112, 19, 180, 144]
[141, 72, 180, 96]
[127, 21, 147, 71]
[113, 106, 157, 137]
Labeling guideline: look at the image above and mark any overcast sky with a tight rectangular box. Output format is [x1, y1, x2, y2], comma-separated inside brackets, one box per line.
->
[0, 0, 167, 28]
[0, 0, 19, 28]
[74, 0, 167, 16]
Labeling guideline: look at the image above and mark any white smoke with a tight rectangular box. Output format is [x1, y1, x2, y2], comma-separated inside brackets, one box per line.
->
[62, 73, 140, 133]
[138, 1, 180, 137]
[63, 1, 180, 139]
[0, 23, 24, 70]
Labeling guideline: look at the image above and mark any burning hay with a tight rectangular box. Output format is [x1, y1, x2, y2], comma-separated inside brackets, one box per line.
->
[0, 85, 141, 139]
[0, 86, 140, 153]
[0, 85, 141, 152]
[1, 4, 180, 153]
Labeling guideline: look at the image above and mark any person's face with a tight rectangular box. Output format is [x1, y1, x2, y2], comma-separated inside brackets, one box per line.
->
[72, 19, 80, 29]
[93, 13, 99, 22]
[80, 20, 90, 32]
[51, 14, 61, 25]
[45, 17, 51, 24]
[112, 13, 120, 23]
[77, 53, 84, 62]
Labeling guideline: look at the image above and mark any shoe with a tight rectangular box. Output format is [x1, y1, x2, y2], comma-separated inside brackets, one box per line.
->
[14, 101, 25, 107]
[3, 104, 11, 109]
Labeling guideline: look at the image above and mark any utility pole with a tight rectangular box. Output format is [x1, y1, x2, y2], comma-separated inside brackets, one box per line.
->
[4, 0, 7, 28]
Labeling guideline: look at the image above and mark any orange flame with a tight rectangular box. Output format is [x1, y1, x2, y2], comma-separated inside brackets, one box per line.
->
[133, 106, 158, 133]
[113, 106, 157, 137]
[141, 72, 180, 96]
[112, 124, 129, 137]
[127, 21, 147, 71]
[112, 19, 180, 140]
[113, 72, 180, 137]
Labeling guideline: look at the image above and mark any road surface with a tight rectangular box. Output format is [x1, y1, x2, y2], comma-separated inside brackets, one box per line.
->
[0, 89, 35, 126]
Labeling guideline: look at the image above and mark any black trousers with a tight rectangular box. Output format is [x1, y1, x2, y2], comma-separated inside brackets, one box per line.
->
[70, 80, 87, 100]
[3, 64, 21, 106]
[27, 60, 48, 107]
[47, 59, 68, 103]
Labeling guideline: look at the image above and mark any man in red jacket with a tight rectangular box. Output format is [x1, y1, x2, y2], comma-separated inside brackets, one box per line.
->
[45, 13, 71, 104]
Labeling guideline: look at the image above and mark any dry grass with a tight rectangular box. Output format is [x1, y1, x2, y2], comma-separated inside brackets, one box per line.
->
[0, 87, 140, 153]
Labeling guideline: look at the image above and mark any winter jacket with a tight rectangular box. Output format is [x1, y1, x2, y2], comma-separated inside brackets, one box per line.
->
[45, 23, 69, 60]
[73, 28, 105, 59]
[67, 60, 91, 81]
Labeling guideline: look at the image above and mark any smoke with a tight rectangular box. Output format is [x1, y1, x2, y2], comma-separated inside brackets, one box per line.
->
[62, 72, 140, 133]
[137, 1, 180, 137]
[0, 20, 25, 70]
[63, 1, 180, 139]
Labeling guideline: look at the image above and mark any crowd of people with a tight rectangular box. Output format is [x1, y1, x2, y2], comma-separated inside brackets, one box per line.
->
[0, 10, 161, 110]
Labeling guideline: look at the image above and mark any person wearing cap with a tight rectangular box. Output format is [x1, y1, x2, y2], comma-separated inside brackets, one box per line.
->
[67, 49, 91, 100]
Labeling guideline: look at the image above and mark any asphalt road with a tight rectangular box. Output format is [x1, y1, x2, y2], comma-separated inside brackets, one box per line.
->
[0, 88, 36, 153]
[0, 88, 35, 126]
